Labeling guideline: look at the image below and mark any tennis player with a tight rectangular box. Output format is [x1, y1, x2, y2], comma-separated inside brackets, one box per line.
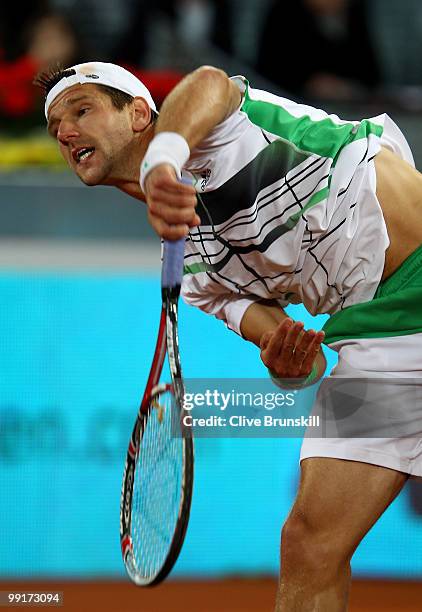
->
[39, 62, 422, 611]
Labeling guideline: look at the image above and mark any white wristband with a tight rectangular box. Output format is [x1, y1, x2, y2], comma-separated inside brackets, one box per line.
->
[140, 132, 191, 192]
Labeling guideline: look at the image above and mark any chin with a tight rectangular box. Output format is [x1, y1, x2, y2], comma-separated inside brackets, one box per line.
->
[79, 175, 101, 187]
[76, 168, 106, 187]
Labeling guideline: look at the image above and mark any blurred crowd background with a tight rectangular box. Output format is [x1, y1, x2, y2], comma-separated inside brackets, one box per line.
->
[1, 0, 422, 587]
[2, 0, 422, 128]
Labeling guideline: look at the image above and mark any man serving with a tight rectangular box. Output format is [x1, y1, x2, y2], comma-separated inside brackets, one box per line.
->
[39, 61, 422, 611]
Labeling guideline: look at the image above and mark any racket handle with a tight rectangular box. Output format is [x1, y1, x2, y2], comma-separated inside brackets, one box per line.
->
[161, 176, 191, 290]
[162, 238, 185, 289]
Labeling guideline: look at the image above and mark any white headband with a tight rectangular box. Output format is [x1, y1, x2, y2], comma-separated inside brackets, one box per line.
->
[45, 61, 156, 118]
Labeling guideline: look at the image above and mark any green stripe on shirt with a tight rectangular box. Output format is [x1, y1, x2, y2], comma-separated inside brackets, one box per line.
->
[241, 83, 383, 160]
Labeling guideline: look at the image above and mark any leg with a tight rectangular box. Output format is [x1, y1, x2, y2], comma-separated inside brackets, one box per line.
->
[275, 457, 408, 612]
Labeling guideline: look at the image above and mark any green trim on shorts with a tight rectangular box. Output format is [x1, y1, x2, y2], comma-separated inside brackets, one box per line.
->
[322, 243, 422, 344]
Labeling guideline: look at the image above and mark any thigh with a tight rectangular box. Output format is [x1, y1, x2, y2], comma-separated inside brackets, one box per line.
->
[292, 457, 408, 551]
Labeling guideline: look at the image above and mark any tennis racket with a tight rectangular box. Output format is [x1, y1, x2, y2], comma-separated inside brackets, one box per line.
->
[120, 237, 194, 586]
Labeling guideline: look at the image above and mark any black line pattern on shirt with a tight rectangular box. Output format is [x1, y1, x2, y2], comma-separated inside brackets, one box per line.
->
[190, 188, 297, 294]
[198, 193, 275, 292]
[191, 155, 324, 239]
[193, 193, 266, 292]
[284, 172, 314, 244]
[261, 130, 272, 145]
[192, 216, 304, 272]
[207, 156, 327, 237]
[235, 253, 272, 292]
[189, 171, 329, 248]
[326, 145, 370, 206]
[185, 139, 372, 299]
[240, 267, 303, 291]
[307, 250, 342, 297]
[305, 200, 358, 300]
[360, 140, 369, 165]
[186, 196, 245, 293]
[190, 199, 296, 247]
[185, 160, 329, 292]
[300, 123, 371, 304]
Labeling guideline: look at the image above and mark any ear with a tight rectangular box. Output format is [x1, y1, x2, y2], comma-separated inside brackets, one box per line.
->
[132, 97, 152, 132]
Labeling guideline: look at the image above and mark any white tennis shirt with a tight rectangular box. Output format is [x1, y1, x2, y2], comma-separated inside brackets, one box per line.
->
[181, 76, 414, 335]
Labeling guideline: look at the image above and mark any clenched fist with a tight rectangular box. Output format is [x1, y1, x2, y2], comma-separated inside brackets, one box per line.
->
[143, 164, 200, 239]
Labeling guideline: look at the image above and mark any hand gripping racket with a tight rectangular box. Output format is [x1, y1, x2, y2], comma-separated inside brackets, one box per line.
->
[120, 237, 194, 586]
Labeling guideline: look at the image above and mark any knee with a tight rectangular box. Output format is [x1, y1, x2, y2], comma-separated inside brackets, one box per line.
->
[281, 511, 352, 576]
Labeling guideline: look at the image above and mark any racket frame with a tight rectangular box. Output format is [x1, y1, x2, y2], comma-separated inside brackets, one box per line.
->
[120, 238, 194, 586]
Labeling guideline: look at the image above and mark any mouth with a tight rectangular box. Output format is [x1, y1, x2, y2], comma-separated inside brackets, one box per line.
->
[72, 146, 95, 164]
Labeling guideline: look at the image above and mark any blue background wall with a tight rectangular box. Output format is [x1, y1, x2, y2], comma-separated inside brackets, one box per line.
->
[0, 271, 421, 578]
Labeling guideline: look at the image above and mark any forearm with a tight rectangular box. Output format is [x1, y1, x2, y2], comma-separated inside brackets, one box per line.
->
[140, 67, 241, 239]
[240, 299, 327, 382]
[240, 299, 290, 346]
[155, 66, 242, 151]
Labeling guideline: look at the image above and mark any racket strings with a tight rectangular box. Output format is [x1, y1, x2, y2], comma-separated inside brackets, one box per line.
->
[131, 389, 183, 580]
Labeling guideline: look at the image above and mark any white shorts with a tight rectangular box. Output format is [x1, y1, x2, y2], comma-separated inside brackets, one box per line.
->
[301, 239, 422, 477]
[300, 341, 422, 477]
[301, 435, 422, 477]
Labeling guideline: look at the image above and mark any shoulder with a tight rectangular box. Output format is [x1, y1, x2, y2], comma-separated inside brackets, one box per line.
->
[185, 66, 243, 116]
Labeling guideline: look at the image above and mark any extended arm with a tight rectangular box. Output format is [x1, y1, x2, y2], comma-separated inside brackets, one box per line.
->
[141, 66, 242, 239]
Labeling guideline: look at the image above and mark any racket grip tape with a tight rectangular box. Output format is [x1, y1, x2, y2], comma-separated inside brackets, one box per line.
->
[161, 177, 191, 290]
[162, 238, 185, 289]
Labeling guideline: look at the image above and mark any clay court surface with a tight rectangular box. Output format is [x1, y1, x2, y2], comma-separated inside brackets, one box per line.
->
[1, 579, 421, 611]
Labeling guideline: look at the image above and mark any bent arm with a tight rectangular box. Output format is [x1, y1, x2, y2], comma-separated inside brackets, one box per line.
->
[141, 66, 242, 239]
[240, 300, 327, 385]
[155, 66, 242, 150]
[183, 279, 326, 386]
[240, 299, 290, 345]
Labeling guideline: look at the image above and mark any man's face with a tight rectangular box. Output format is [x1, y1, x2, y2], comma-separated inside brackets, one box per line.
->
[47, 83, 134, 186]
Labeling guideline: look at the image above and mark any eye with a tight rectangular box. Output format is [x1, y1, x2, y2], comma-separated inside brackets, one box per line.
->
[77, 107, 89, 117]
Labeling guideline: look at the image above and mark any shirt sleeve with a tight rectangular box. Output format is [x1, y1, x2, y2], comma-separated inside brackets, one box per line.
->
[181, 275, 260, 337]
[184, 76, 248, 177]
[182, 274, 290, 337]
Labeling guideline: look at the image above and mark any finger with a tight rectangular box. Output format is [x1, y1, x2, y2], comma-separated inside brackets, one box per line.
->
[279, 320, 304, 363]
[262, 318, 294, 364]
[147, 186, 197, 209]
[292, 328, 317, 362]
[281, 325, 320, 377]
[188, 212, 201, 228]
[146, 170, 196, 195]
[316, 330, 325, 343]
[147, 211, 189, 239]
[295, 328, 325, 355]
[300, 332, 325, 374]
[148, 200, 198, 225]
[289, 336, 317, 377]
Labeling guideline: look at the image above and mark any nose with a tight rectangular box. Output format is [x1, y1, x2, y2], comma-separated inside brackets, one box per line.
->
[57, 118, 79, 145]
